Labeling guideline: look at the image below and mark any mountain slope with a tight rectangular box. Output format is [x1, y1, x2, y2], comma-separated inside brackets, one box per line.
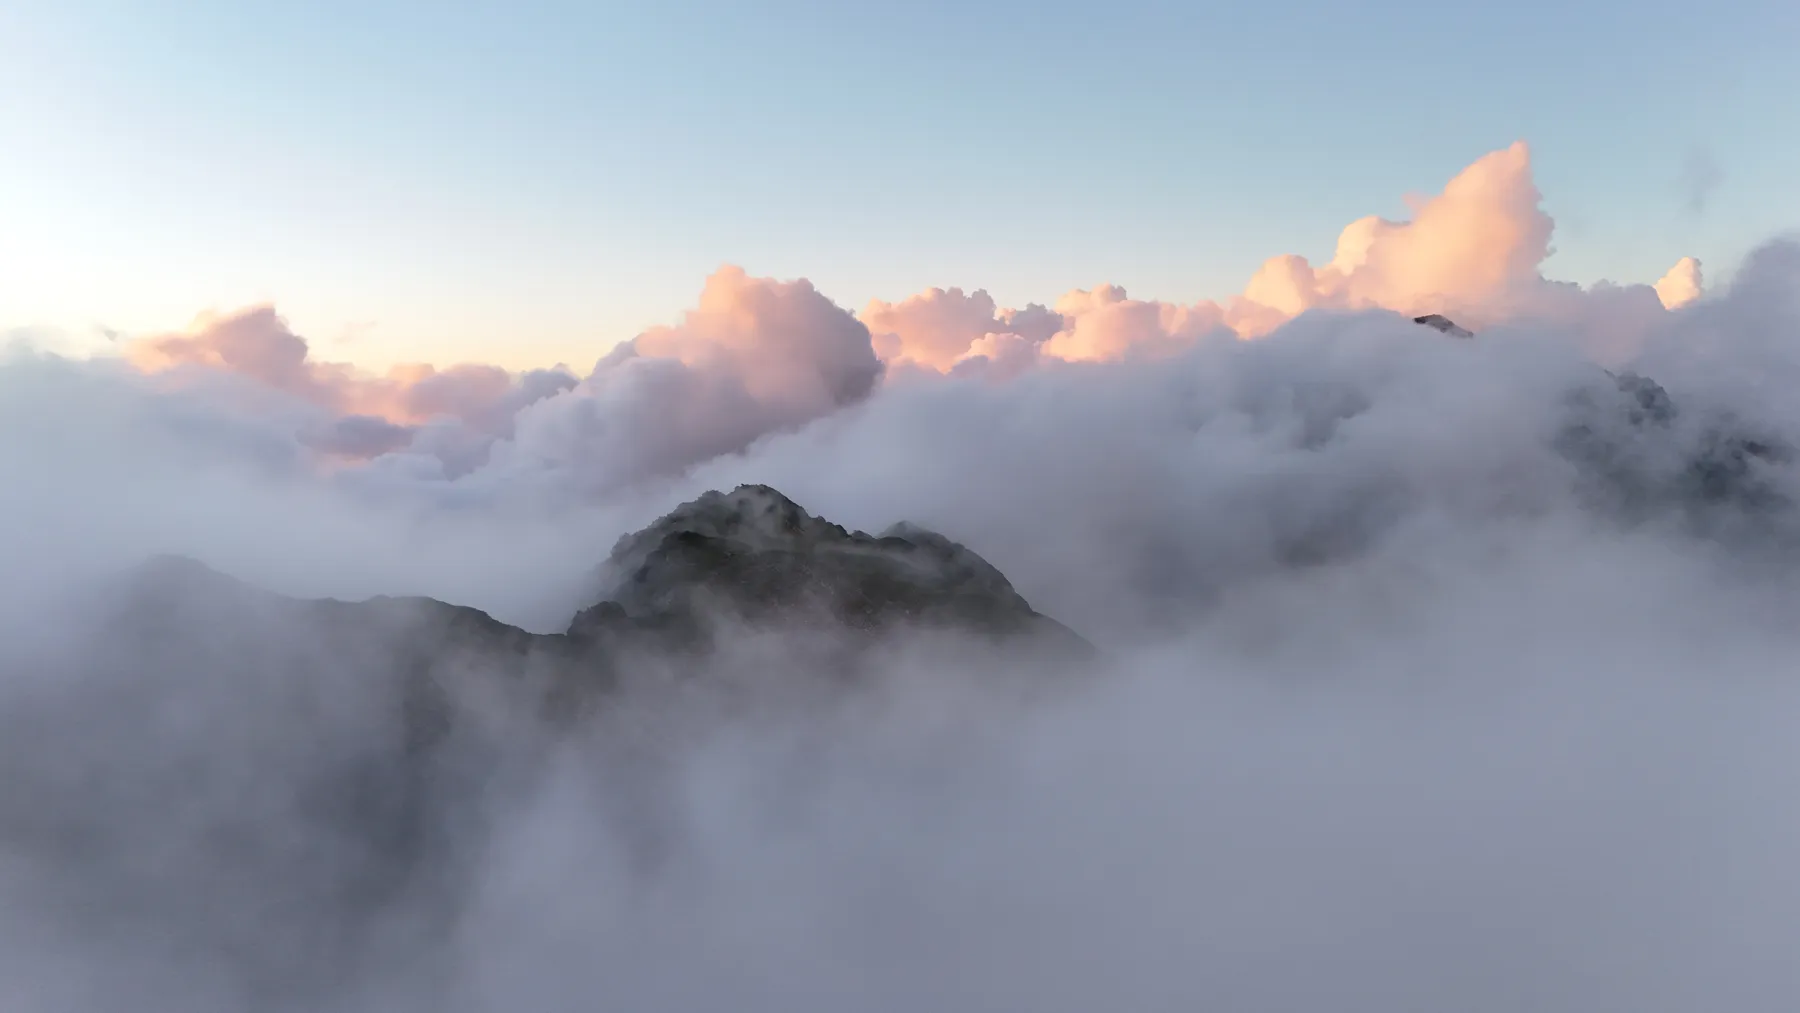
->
[95, 485, 1091, 712]
[1412, 313, 1791, 527]
[572, 484, 1086, 650]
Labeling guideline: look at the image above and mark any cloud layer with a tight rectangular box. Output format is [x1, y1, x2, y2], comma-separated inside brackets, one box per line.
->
[4, 142, 1800, 1012]
[112, 141, 1710, 489]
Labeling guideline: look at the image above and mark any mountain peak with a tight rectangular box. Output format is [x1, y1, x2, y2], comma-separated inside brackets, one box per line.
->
[601, 484, 845, 581]
[579, 485, 1085, 649]
[1413, 313, 1474, 337]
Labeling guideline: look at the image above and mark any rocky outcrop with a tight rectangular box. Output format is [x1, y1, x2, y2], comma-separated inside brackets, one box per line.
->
[571, 485, 1085, 651]
[1557, 370, 1790, 526]
[1410, 314, 1793, 526]
[1, 488, 1089, 996]
[97, 486, 1089, 713]
[1413, 313, 1474, 337]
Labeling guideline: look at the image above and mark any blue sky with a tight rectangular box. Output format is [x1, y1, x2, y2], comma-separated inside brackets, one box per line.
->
[3, 0, 1796, 370]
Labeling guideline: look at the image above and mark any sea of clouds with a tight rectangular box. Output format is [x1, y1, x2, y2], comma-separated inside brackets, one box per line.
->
[2, 142, 1799, 1011]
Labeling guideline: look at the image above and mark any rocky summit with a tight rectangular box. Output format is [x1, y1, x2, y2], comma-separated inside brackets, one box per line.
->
[0, 488, 1091, 996]
[1412, 313, 1792, 528]
[572, 484, 1084, 649]
[1412, 313, 1475, 338]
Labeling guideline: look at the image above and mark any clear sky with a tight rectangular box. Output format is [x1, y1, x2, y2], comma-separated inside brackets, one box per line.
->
[4, 0, 1796, 371]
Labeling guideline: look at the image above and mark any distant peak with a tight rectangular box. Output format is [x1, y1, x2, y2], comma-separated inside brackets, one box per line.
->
[126, 553, 240, 590]
[1413, 314, 1474, 338]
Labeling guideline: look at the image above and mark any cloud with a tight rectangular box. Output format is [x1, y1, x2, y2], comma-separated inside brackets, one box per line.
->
[466, 266, 884, 496]
[116, 267, 881, 489]
[300, 413, 418, 459]
[1635, 237, 1800, 411]
[105, 141, 1699, 473]
[5, 234, 1800, 1011]
[629, 265, 881, 412]
[1039, 284, 1229, 362]
[864, 141, 1666, 371]
[6, 221, 1800, 1012]
[949, 331, 1047, 381]
[1245, 141, 1555, 325]
[10, 148, 1799, 1011]
[1656, 256, 1704, 309]
[63, 141, 1729, 516]
[126, 306, 579, 472]
[863, 287, 1063, 371]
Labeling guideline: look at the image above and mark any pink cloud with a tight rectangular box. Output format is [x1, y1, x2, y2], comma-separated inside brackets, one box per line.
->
[1242, 140, 1555, 326]
[1041, 285, 1228, 363]
[125, 306, 578, 463]
[485, 266, 883, 491]
[631, 266, 880, 413]
[949, 332, 1046, 381]
[120, 268, 883, 487]
[108, 140, 1709, 486]
[862, 287, 1062, 371]
[1655, 257, 1704, 310]
[862, 141, 1677, 371]
[128, 307, 328, 402]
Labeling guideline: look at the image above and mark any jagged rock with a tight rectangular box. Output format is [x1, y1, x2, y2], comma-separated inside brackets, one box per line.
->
[96, 486, 1089, 714]
[68, 487, 1091, 892]
[1557, 370, 1790, 525]
[572, 485, 1085, 650]
[1410, 313, 1793, 522]
[4, 489, 1089, 996]
[1413, 313, 1474, 338]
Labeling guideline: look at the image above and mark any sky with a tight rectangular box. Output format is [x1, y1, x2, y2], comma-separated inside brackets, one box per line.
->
[3, 0, 1798, 372]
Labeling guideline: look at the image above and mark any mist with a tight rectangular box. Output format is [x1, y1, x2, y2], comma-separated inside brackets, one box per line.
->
[4, 218, 1800, 1006]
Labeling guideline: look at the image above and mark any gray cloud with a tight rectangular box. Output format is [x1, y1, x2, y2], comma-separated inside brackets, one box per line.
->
[0, 240, 1799, 1011]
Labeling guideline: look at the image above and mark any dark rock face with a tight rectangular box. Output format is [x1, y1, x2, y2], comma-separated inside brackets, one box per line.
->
[572, 485, 1085, 651]
[95, 488, 1093, 740]
[92, 486, 1090, 721]
[1413, 313, 1474, 338]
[1557, 370, 1791, 528]
[1412, 313, 1793, 527]
[0, 488, 1089, 1004]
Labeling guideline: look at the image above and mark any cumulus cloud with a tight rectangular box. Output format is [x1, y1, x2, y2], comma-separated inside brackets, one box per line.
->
[464, 266, 883, 496]
[863, 287, 1063, 370]
[862, 141, 1682, 371]
[1276, 139, 1556, 323]
[948, 331, 1048, 381]
[628, 265, 881, 412]
[107, 143, 1699, 468]
[1040, 283, 1229, 362]
[1221, 140, 1570, 330]
[1656, 256, 1705, 309]
[127, 306, 325, 399]
[118, 268, 881, 490]
[126, 306, 579, 473]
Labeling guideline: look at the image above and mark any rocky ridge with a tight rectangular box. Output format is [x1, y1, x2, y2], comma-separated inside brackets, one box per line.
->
[1412, 314, 1792, 525]
[1412, 313, 1475, 338]
[0, 487, 1091, 997]
[572, 484, 1081, 648]
[98, 485, 1089, 718]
